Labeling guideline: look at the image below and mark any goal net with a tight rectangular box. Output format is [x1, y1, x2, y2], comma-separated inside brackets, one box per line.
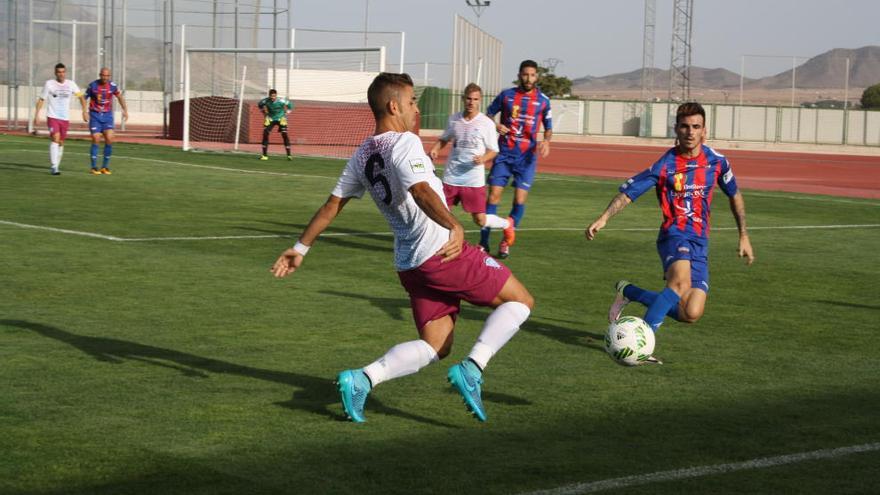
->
[176, 47, 386, 158]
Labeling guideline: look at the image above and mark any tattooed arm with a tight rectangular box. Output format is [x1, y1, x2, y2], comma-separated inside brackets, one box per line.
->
[729, 192, 754, 265]
[585, 192, 633, 240]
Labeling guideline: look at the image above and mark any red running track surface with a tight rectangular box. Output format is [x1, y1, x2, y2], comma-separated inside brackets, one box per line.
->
[422, 137, 880, 199]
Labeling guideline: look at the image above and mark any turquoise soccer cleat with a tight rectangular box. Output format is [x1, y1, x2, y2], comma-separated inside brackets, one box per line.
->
[447, 360, 487, 422]
[337, 369, 371, 423]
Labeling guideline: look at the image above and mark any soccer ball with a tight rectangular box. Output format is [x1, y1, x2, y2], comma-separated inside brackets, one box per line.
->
[604, 316, 656, 366]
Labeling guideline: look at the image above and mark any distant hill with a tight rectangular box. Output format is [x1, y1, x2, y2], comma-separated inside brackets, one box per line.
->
[750, 46, 880, 89]
[572, 66, 749, 91]
[572, 46, 880, 95]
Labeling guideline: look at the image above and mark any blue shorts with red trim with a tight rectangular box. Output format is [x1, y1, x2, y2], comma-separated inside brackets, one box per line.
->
[488, 150, 538, 191]
[89, 111, 115, 134]
[657, 235, 710, 293]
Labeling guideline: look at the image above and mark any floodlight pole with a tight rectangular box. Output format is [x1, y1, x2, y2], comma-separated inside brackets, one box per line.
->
[362, 0, 369, 69]
[466, 0, 490, 28]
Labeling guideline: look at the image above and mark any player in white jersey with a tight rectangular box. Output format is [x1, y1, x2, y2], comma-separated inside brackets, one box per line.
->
[429, 83, 515, 250]
[33, 63, 88, 175]
[271, 73, 534, 423]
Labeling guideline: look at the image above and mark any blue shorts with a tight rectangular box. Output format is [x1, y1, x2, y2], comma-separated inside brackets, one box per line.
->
[89, 111, 114, 134]
[488, 150, 537, 191]
[657, 236, 710, 293]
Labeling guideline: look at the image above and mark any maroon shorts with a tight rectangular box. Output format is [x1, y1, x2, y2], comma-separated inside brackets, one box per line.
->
[397, 242, 512, 330]
[443, 183, 487, 214]
[47, 117, 70, 140]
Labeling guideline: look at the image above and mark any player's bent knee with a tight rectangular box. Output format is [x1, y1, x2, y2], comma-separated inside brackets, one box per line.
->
[680, 313, 702, 324]
[668, 280, 692, 296]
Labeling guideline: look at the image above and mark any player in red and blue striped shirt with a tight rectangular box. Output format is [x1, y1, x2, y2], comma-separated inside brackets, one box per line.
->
[586, 102, 755, 340]
[85, 68, 128, 174]
[481, 60, 553, 259]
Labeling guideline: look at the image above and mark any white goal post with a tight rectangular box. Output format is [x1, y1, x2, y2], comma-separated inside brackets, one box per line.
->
[181, 46, 387, 153]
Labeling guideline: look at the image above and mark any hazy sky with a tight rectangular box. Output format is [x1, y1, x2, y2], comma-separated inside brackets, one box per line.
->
[287, 0, 879, 79]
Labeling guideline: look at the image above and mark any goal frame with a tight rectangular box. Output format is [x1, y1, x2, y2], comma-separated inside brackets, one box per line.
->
[182, 46, 386, 151]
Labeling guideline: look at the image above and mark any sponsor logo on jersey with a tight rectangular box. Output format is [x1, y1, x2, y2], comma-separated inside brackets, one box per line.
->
[511, 105, 521, 119]
[409, 159, 426, 174]
[673, 172, 685, 191]
[723, 169, 734, 184]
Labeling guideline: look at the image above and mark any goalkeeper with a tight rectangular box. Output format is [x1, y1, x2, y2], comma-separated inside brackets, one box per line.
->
[257, 89, 294, 160]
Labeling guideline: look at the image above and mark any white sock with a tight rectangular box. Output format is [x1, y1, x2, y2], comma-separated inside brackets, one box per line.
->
[362, 339, 438, 387]
[49, 142, 60, 168]
[483, 214, 510, 229]
[467, 301, 531, 370]
[58, 145, 64, 163]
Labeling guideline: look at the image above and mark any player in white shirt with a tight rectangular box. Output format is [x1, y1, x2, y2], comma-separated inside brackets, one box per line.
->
[271, 73, 534, 423]
[429, 83, 515, 251]
[33, 63, 88, 175]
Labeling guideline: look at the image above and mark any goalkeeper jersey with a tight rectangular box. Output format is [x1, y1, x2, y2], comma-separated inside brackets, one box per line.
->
[258, 97, 293, 121]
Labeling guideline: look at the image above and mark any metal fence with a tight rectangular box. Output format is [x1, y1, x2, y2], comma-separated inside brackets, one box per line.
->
[417, 92, 880, 147]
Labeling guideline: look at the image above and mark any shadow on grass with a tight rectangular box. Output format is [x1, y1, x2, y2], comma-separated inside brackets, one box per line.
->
[0, 161, 53, 173]
[240, 221, 393, 254]
[813, 300, 880, 311]
[1, 319, 455, 428]
[320, 289, 605, 353]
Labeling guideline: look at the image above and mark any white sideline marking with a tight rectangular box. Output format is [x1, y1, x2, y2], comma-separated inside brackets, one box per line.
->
[12, 149, 337, 180]
[0, 220, 124, 241]
[519, 442, 880, 495]
[2, 220, 878, 243]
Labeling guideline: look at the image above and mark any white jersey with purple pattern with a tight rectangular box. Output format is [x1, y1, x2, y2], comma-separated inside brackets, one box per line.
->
[332, 131, 449, 271]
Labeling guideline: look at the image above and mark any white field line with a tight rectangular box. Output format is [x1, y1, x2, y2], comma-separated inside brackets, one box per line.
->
[2, 220, 879, 243]
[4, 146, 879, 206]
[11, 149, 337, 180]
[0, 219, 124, 241]
[518, 442, 880, 495]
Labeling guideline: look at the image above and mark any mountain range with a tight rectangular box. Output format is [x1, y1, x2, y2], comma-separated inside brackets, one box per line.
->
[572, 46, 880, 95]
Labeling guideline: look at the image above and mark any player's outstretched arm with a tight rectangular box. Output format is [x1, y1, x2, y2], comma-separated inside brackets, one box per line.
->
[475, 149, 497, 165]
[271, 195, 351, 278]
[586, 192, 632, 240]
[79, 94, 89, 122]
[728, 192, 754, 265]
[538, 129, 553, 158]
[410, 182, 465, 262]
[117, 92, 129, 122]
[429, 139, 449, 160]
[33, 99, 44, 132]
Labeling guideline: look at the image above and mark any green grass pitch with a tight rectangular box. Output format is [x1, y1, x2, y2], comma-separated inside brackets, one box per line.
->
[1, 135, 879, 494]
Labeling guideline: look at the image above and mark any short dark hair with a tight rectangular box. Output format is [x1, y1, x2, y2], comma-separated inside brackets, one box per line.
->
[268, 89, 277, 95]
[54, 63, 66, 71]
[676, 102, 706, 125]
[367, 72, 414, 119]
[519, 59, 538, 72]
[463, 83, 482, 97]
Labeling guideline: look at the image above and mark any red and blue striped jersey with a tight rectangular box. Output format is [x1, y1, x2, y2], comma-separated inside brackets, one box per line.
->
[619, 145, 739, 240]
[85, 80, 120, 112]
[486, 87, 552, 155]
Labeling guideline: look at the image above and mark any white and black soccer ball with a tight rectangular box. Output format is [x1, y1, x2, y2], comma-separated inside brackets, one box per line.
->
[604, 316, 656, 366]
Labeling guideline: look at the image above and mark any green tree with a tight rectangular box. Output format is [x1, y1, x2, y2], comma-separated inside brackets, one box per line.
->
[537, 67, 573, 98]
[861, 83, 880, 110]
[513, 65, 573, 98]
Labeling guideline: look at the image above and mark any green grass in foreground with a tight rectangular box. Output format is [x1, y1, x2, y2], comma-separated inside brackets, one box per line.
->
[1, 135, 879, 494]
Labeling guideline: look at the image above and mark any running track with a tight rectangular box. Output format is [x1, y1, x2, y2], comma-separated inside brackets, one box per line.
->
[8, 129, 879, 199]
[422, 137, 880, 199]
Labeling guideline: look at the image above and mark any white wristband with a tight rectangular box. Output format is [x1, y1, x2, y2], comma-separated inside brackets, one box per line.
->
[293, 241, 310, 256]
